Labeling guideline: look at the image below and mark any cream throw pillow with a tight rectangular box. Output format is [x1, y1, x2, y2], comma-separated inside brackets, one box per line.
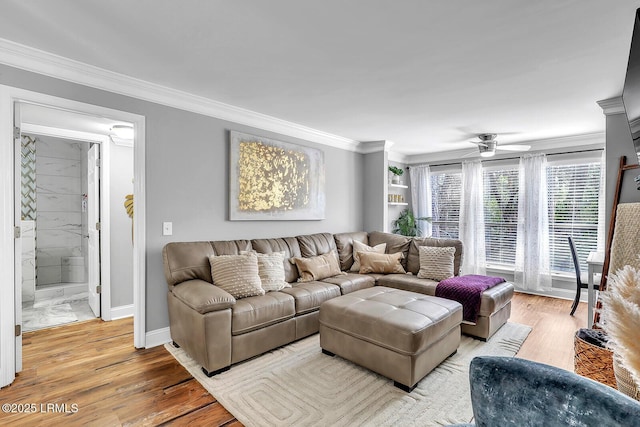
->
[291, 251, 342, 282]
[350, 240, 387, 272]
[256, 251, 291, 291]
[358, 251, 406, 274]
[417, 246, 455, 281]
[209, 252, 265, 299]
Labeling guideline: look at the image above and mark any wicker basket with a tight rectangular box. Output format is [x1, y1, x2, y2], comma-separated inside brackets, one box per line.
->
[614, 357, 640, 401]
[574, 330, 616, 388]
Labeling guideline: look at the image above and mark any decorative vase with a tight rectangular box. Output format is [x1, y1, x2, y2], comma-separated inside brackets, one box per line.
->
[392, 175, 400, 184]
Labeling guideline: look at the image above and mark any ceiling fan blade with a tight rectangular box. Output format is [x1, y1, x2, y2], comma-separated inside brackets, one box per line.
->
[498, 144, 530, 152]
[461, 150, 480, 158]
[468, 141, 488, 147]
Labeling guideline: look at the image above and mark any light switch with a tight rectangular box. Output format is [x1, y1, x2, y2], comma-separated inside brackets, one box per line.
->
[162, 222, 173, 236]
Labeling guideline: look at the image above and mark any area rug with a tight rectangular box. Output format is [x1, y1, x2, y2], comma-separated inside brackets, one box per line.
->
[165, 322, 531, 427]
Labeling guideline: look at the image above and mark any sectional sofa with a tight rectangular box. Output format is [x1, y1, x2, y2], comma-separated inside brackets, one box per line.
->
[162, 231, 514, 376]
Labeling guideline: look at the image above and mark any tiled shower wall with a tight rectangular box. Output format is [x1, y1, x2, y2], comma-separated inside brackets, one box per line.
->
[33, 134, 84, 286]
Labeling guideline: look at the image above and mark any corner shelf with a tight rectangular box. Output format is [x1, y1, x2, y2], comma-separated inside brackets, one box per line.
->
[389, 183, 408, 189]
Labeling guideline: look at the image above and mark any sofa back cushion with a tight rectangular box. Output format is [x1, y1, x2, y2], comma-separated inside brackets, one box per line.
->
[251, 237, 302, 283]
[407, 237, 463, 276]
[368, 231, 411, 269]
[296, 232, 337, 258]
[333, 231, 369, 271]
[162, 240, 252, 288]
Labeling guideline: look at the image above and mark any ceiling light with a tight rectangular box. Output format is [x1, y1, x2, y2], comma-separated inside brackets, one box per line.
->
[478, 142, 496, 158]
[111, 124, 134, 140]
[480, 150, 495, 158]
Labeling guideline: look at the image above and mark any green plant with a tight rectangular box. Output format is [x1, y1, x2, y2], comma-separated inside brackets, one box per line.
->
[392, 209, 431, 237]
[388, 166, 404, 176]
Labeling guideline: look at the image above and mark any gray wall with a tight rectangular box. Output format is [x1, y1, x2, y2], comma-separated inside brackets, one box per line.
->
[110, 143, 134, 308]
[0, 64, 365, 332]
[362, 151, 387, 232]
[605, 111, 640, 238]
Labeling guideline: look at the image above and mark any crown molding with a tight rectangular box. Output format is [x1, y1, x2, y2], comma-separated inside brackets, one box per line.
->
[359, 140, 395, 154]
[597, 96, 625, 115]
[0, 38, 361, 152]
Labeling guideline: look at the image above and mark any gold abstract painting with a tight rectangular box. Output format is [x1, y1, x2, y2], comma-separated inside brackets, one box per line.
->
[230, 131, 325, 220]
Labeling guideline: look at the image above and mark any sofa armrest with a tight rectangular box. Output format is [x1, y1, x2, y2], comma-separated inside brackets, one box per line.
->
[171, 279, 236, 314]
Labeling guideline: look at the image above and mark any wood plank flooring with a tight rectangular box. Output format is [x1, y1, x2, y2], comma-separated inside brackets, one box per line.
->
[0, 292, 588, 426]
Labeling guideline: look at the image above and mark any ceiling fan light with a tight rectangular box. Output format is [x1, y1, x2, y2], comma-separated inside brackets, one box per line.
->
[111, 124, 134, 140]
[480, 150, 495, 158]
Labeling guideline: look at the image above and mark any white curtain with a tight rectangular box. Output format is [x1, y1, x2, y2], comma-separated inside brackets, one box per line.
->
[597, 150, 606, 252]
[515, 153, 552, 291]
[409, 165, 432, 237]
[459, 160, 486, 275]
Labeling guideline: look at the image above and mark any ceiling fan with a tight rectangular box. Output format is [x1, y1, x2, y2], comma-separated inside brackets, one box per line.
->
[467, 134, 530, 158]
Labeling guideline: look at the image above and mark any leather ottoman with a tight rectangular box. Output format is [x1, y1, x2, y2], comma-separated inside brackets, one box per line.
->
[319, 286, 462, 392]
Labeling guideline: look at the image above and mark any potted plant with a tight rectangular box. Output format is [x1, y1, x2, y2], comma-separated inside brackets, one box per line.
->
[392, 209, 431, 237]
[388, 166, 404, 184]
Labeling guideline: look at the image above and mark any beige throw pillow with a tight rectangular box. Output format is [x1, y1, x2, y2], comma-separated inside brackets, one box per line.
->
[358, 251, 406, 274]
[417, 246, 455, 281]
[209, 252, 265, 299]
[256, 251, 291, 291]
[291, 251, 342, 282]
[350, 240, 387, 272]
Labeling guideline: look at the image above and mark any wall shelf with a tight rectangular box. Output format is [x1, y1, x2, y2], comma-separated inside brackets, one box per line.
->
[388, 202, 408, 206]
[389, 183, 408, 189]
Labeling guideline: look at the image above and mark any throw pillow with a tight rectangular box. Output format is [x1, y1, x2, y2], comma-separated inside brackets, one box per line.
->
[209, 252, 265, 299]
[417, 246, 455, 281]
[358, 251, 406, 274]
[291, 251, 342, 282]
[256, 251, 291, 291]
[350, 240, 387, 272]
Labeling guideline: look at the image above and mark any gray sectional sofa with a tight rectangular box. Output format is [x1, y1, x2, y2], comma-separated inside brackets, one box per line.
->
[162, 231, 514, 376]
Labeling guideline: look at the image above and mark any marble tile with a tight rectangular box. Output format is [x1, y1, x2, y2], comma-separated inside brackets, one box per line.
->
[21, 220, 35, 236]
[37, 211, 82, 231]
[35, 139, 81, 160]
[36, 156, 80, 177]
[22, 258, 36, 280]
[21, 237, 35, 258]
[22, 303, 78, 332]
[22, 279, 35, 303]
[37, 193, 81, 213]
[33, 291, 89, 308]
[36, 174, 81, 195]
[37, 265, 61, 285]
[36, 229, 82, 249]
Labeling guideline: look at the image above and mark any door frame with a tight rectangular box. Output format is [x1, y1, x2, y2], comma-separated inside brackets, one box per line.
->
[20, 122, 112, 321]
[0, 85, 146, 387]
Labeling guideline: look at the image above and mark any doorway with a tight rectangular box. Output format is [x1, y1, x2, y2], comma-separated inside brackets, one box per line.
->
[18, 130, 105, 332]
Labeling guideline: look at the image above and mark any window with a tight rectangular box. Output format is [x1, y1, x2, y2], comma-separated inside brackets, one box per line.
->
[430, 171, 461, 238]
[483, 168, 519, 266]
[547, 161, 601, 274]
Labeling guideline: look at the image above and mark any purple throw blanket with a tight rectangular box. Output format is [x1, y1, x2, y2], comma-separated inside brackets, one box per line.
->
[435, 275, 506, 323]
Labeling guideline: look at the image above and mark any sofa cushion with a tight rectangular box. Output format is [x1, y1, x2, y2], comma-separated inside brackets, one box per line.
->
[407, 237, 463, 276]
[251, 236, 302, 283]
[171, 279, 236, 314]
[477, 282, 515, 316]
[417, 246, 456, 281]
[231, 292, 295, 335]
[368, 231, 411, 269]
[377, 274, 438, 296]
[321, 273, 376, 295]
[350, 240, 387, 272]
[209, 253, 265, 299]
[291, 251, 342, 282]
[333, 231, 369, 271]
[296, 232, 337, 257]
[163, 241, 216, 287]
[212, 239, 253, 256]
[358, 251, 406, 274]
[280, 281, 341, 315]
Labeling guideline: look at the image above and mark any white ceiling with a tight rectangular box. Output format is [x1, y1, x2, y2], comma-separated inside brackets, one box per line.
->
[1, 0, 639, 156]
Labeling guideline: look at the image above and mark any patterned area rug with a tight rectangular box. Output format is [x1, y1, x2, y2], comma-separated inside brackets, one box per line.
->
[166, 322, 531, 427]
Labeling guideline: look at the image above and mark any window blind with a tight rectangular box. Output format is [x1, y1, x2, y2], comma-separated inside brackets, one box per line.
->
[430, 172, 461, 239]
[483, 168, 519, 266]
[547, 162, 601, 274]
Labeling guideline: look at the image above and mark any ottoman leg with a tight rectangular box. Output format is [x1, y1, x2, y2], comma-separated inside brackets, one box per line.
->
[394, 381, 416, 393]
[322, 348, 335, 357]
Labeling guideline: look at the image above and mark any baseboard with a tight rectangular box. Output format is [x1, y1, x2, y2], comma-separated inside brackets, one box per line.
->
[110, 304, 134, 320]
[145, 327, 171, 349]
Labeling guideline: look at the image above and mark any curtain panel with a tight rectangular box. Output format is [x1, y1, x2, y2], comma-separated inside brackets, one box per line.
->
[459, 160, 487, 275]
[409, 165, 432, 237]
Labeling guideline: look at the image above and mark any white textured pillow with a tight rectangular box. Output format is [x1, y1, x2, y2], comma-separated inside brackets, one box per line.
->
[256, 251, 291, 291]
[350, 240, 387, 272]
[417, 246, 455, 281]
[209, 252, 265, 299]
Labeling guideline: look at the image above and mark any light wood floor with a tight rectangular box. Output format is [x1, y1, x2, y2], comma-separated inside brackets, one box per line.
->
[0, 292, 588, 426]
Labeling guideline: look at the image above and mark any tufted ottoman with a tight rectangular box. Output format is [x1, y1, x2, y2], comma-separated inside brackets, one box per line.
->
[319, 286, 463, 392]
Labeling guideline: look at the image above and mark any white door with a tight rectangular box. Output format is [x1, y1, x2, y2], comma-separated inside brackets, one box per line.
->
[87, 144, 101, 317]
[13, 103, 22, 374]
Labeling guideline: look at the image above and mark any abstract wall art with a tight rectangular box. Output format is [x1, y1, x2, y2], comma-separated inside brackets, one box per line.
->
[229, 131, 325, 220]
